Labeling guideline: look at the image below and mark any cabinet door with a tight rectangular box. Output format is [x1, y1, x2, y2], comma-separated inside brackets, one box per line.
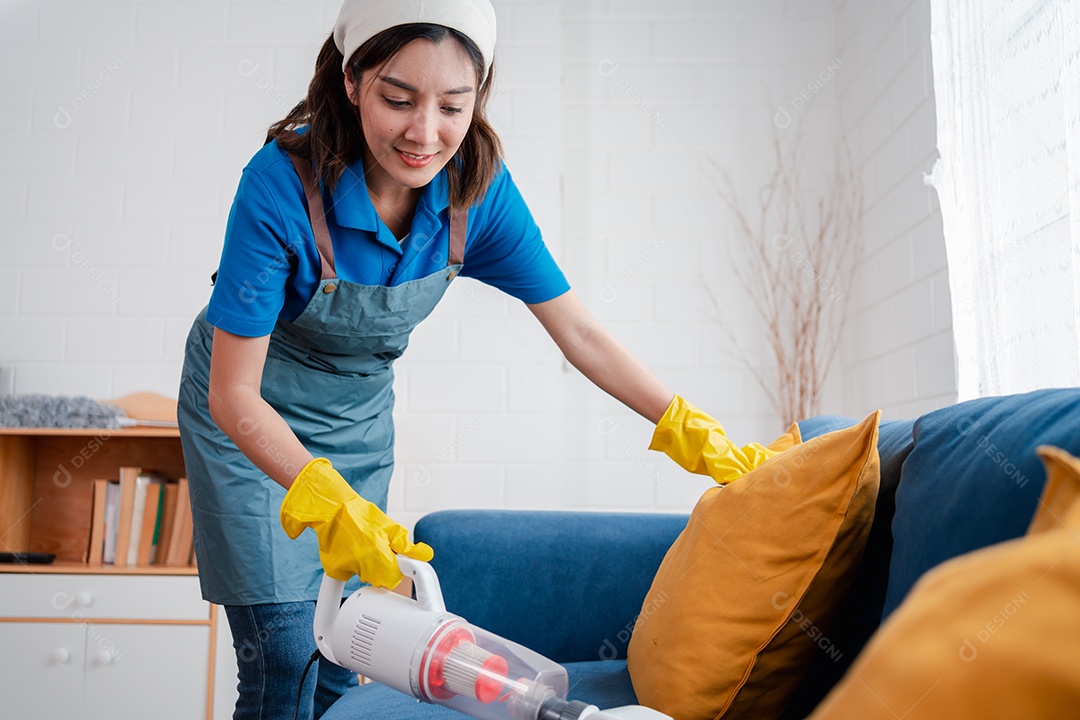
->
[0, 622, 85, 719]
[83, 623, 210, 720]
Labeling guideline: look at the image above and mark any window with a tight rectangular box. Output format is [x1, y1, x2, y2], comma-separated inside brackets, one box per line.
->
[926, 0, 1080, 398]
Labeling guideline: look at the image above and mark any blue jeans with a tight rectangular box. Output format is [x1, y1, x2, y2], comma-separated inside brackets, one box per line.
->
[224, 602, 358, 720]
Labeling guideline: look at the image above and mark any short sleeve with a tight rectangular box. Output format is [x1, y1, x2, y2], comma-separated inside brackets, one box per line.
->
[206, 168, 301, 337]
[461, 166, 570, 304]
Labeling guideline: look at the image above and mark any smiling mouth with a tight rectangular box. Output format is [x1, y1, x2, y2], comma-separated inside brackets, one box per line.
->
[397, 149, 435, 168]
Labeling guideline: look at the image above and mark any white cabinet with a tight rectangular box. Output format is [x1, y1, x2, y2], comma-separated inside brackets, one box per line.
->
[0, 573, 236, 720]
[0, 622, 85, 718]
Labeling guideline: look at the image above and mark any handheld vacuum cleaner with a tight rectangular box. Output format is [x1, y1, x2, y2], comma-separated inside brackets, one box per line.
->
[314, 556, 671, 720]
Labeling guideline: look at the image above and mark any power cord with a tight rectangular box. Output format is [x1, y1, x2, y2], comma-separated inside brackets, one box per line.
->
[292, 649, 322, 720]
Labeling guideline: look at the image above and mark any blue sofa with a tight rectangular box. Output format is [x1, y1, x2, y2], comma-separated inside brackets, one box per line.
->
[322, 388, 1080, 720]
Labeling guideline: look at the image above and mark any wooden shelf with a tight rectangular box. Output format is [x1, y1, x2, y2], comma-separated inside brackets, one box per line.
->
[0, 394, 190, 572]
[0, 426, 179, 438]
[0, 561, 198, 575]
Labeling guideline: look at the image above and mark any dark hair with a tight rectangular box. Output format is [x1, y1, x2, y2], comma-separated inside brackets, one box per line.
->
[267, 24, 502, 213]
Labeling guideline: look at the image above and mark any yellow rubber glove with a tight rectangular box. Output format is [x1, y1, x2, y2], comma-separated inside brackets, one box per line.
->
[280, 457, 433, 588]
[649, 395, 779, 485]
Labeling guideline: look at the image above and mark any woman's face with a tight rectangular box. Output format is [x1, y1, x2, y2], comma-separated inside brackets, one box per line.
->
[346, 38, 478, 198]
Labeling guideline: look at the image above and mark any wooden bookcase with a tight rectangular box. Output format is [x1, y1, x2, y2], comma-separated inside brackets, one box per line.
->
[0, 426, 193, 574]
[0, 396, 238, 719]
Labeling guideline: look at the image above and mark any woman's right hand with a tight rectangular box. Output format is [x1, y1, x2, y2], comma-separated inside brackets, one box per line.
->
[280, 457, 433, 589]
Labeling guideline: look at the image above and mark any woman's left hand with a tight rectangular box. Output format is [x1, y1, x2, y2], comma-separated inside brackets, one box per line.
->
[648, 395, 779, 485]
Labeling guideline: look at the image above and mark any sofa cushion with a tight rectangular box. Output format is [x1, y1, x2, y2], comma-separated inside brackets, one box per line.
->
[883, 388, 1080, 617]
[412, 510, 687, 664]
[564, 659, 639, 709]
[805, 445, 1080, 719]
[320, 660, 637, 720]
[627, 412, 881, 720]
[779, 417, 915, 719]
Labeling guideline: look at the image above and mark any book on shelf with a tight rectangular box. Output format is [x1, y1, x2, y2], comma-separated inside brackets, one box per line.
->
[128, 470, 169, 566]
[86, 479, 109, 565]
[85, 468, 195, 568]
[166, 477, 194, 567]
[135, 478, 163, 566]
[113, 466, 140, 567]
[155, 481, 180, 565]
[102, 480, 121, 564]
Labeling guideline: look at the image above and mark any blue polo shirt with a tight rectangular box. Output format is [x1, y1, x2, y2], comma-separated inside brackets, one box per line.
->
[206, 131, 570, 338]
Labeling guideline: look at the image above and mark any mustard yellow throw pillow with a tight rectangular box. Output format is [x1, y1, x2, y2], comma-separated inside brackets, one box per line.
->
[767, 422, 803, 453]
[807, 445, 1080, 720]
[628, 412, 881, 720]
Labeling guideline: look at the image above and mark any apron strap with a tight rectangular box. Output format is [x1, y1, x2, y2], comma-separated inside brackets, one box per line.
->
[279, 129, 337, 281]
[448, 210, 467, 267]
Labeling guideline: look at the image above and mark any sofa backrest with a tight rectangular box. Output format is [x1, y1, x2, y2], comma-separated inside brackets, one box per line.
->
[414, 509, 688, 664]
[883, 387, 1080, 615]
[785, 388, 1080, 719]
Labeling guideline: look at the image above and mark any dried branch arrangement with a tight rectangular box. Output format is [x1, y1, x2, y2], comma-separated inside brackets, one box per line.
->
[708, 118, 863, 426]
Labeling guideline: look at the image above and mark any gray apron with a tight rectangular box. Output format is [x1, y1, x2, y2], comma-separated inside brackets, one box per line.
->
[177, 135, 467, 605]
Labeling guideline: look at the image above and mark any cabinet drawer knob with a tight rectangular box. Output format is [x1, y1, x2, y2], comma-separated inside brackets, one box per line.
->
[74, 592, 93, 608]
[96, 651, 118, 666]
[51, 648, 72, 664]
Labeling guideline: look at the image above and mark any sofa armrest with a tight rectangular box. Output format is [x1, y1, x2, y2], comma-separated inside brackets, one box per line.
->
[413, 509, 687, 665]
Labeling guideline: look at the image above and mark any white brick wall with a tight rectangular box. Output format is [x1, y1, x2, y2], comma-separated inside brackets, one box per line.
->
[556, 0, 850, 517]
[0, 0, 955, 522]
[831, 0, 957, 419]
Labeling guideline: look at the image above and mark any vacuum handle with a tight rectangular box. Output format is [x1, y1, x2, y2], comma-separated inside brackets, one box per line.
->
[314, 574, 345, 664]
[313, 557, 445, 665]
[397, 555, 446, 613]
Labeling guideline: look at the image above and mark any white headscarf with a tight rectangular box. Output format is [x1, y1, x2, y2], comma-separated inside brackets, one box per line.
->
[333, 0, 497, 79]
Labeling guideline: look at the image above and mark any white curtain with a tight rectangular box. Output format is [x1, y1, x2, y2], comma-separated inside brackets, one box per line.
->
[926, 0, 1080, 400]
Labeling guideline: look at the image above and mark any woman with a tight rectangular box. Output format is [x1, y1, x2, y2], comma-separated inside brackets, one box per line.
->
[178, 0, 739, 717]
